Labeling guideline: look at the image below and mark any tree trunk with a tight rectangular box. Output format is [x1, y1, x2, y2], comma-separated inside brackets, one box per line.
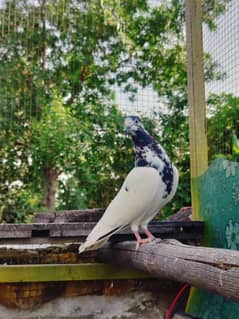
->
[42, 167, 59, 212]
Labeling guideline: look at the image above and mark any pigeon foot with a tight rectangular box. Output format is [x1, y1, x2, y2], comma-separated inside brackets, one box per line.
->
[141, 227, 155, 240]
[133, 231, 155, 250]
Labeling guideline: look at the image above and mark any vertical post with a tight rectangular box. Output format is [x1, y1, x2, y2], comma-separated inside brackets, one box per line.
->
[185, 0, 208, 220]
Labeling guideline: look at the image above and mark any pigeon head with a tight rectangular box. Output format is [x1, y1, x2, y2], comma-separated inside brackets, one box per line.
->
[124, 115, 144, 135]
[124, 115, 153, 147]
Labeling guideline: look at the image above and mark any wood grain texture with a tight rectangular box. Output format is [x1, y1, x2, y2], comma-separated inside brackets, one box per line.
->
[0, 221, 204, 242]
[34, 207, 192, 224]
[34, 208, 105, 223]
[100, 239, 239, 303]
[185, 0, 208, 220]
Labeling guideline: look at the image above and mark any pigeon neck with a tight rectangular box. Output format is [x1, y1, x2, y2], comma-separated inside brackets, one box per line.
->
[131, 128, 155, 148]
[131, 128, 167, 159]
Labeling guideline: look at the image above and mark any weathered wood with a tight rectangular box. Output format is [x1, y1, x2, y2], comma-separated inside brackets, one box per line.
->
[0, 221, 204, 244]
[99, 239, 239, 303]
[166, 207, 192, 222]
[35, 207, 192, 223]
[185, 0, 208, 220]
[0, 220, 202, 264]
[0, 263, 152, 283]
[34, 208, 105, 223]
[0, 224, 32, 238]
[0, 242, 94, 265]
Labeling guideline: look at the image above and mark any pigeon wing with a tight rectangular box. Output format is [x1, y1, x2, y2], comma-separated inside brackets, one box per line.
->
[79, 167, 162, 253]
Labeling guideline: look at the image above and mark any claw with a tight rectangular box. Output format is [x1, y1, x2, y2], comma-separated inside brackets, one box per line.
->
[133, 231, 154, 250]
[141, 227, 155, 240]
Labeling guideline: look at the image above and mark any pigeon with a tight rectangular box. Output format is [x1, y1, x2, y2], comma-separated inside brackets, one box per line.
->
[124, 115, 179, 239]
[79, 116, 178, 253]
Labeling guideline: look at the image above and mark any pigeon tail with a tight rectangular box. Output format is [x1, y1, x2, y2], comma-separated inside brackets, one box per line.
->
[78, 237, 108, 253]
[78, 222, 124, 253]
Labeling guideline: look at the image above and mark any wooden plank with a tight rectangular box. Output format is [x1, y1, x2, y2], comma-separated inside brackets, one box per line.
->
[0, 221, 204, 242]
[0, 224, 32, 238]
[0, 263, 152, 283]
[34, 211, 55, 223]
[100, 239, 239, 303]
[0, 242, 84, 265]
[0, 220, 202, 265]
[185, 0, 208, 220]
[34, 208, 105, 223]
[166, 207, 192, 221]
[35, 207, 191, 224]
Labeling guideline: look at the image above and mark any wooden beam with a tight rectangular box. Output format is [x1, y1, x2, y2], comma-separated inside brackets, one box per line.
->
[0, 263, 152, 283]
[100, 239, 239, 303]
[34, 207, 192, 224]
[34, 208, 105, 223]
[0, 221, 204, 242]
[185, 0, 208, 220]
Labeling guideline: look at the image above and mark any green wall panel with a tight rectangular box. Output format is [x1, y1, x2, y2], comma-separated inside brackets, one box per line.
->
[187, 158, 239, 318]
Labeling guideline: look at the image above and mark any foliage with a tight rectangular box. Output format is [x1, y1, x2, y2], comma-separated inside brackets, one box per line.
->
[207, 94, 239, 162]
[202, 0, 232, 30]
[204, 53, 226, 83]
[0, 0, 232, 222]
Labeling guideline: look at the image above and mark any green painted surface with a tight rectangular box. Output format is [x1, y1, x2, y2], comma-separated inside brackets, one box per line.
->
[187, 158, 239, 318]
[0, 263, 152, 283]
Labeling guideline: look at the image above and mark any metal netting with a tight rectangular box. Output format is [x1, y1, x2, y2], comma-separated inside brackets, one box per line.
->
[1, 0, 188, 222]
[203, 0, 239, 161]
[204, 0, 239, 97]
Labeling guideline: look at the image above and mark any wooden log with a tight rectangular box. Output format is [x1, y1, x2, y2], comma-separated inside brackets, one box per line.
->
[99, 239, 239, 303]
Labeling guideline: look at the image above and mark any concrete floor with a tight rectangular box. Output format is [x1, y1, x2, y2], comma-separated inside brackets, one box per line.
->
[0, 291, 168, 319]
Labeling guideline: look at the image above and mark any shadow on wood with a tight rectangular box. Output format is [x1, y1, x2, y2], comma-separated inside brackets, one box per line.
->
[99, 239, 239, 303]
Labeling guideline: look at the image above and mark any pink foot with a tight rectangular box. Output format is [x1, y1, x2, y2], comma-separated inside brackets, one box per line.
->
[133, 231, 154, 250]
[142, 228, 155, 240]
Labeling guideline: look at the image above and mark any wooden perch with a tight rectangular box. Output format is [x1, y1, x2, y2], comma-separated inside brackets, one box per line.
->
[99, 239, 239, 303]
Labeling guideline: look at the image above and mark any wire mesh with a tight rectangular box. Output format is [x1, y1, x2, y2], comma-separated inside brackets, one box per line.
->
[0, 0, 187, 222]
[204, 0, 239, 96]
[203, 0, 239, 161]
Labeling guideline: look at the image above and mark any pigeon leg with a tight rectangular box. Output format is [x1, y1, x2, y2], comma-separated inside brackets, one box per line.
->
[141, 227, 155, 240]
[133, 231, 151, 250]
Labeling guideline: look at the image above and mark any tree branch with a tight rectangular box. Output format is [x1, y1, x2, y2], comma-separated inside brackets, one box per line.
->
[99, 239, 239, 303]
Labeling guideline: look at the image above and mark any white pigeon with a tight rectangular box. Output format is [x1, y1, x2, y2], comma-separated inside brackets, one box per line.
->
[79, 116, 178, 253]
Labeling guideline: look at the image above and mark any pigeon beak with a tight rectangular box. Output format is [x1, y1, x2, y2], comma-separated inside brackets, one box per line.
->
[124, 119, 130, 133]
[124, 125, 131, 134]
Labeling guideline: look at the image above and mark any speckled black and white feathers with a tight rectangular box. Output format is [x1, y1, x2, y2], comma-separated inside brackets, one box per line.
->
[124, 115, 177, 199]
